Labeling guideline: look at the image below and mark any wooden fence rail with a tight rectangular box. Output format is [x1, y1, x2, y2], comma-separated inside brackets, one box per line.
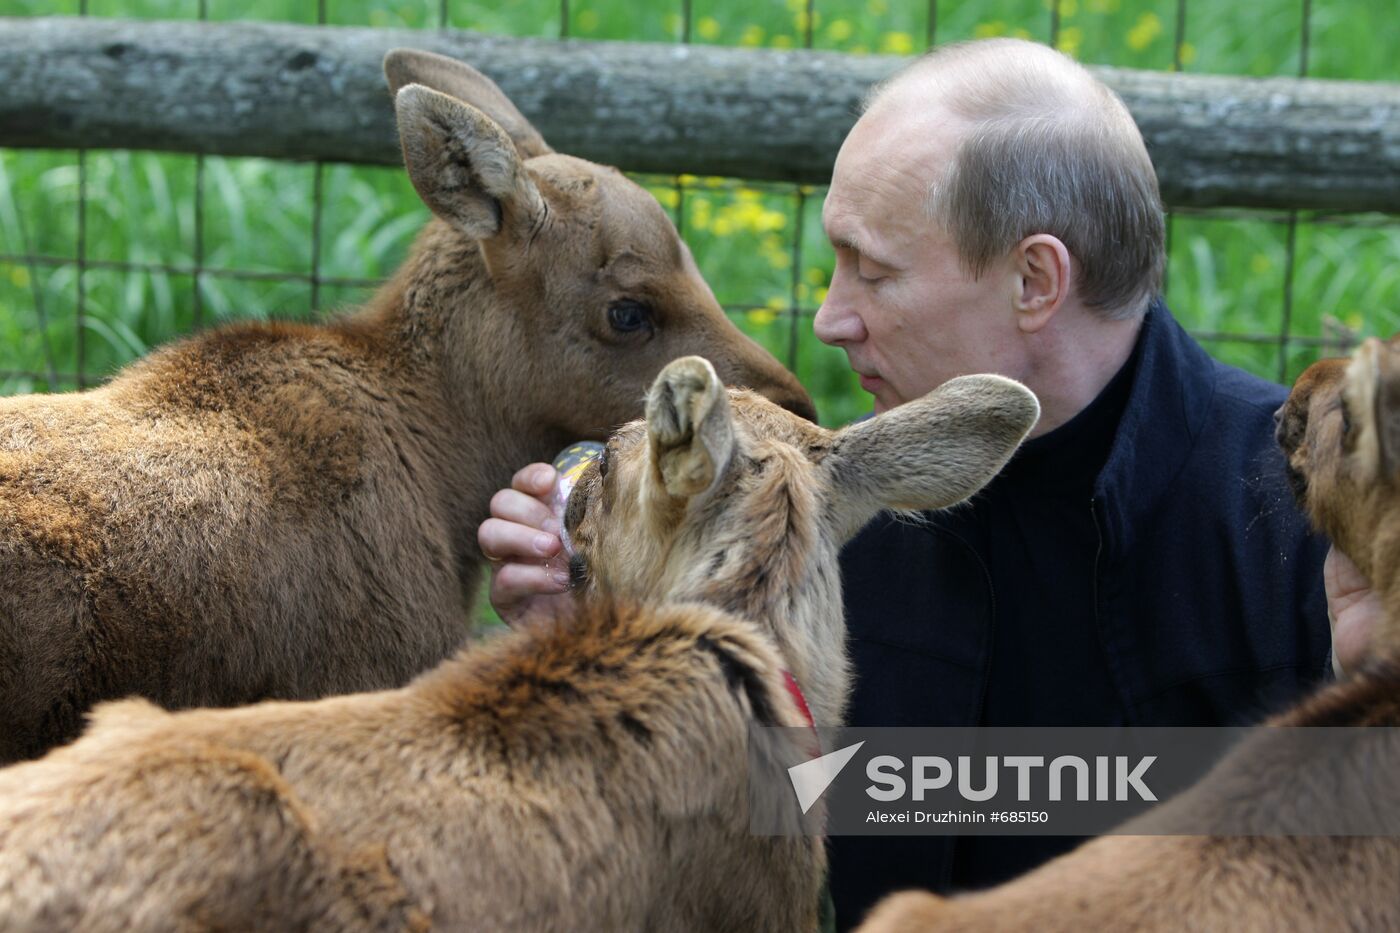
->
[2, 16, 1399, 213]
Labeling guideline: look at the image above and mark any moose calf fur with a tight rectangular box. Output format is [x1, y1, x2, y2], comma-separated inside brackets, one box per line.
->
[0, 357, 1038, 932]
[856, 335, 1400, 933]
[0, 50, 811, 763]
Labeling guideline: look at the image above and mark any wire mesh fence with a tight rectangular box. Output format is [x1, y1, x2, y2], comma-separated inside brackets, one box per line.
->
[1, 0, 1397, 425]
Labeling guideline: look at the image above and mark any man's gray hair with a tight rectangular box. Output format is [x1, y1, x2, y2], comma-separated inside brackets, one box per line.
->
[868, 39, 1165, 320]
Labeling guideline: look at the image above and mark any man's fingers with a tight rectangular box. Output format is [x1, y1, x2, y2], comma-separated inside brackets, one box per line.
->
[1323, 546, 1371, 599]
[512, 462, 558, 497]
[491, 561, 570, 607]
[1323, 545, 1384, 676]
[488, 487, 559, 536]
[479, 517, 563, 562]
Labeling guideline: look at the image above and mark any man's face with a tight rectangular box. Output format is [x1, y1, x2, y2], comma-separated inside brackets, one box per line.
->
[814, 96, 1022, 414]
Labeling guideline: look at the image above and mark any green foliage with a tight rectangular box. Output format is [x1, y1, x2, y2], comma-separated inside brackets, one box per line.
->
[1, 0, 1397, 416]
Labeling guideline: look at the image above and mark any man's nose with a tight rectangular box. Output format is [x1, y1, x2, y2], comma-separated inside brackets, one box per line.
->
[813, 277, 867, 347]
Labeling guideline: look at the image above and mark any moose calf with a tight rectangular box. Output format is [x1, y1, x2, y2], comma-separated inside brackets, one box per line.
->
[0, 49, 811, 763]
[855, 335, 1400, 933]
[0, 356, 1038, 932]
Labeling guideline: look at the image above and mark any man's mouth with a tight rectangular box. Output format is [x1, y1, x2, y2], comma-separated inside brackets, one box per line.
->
[857, 372, 883, 393]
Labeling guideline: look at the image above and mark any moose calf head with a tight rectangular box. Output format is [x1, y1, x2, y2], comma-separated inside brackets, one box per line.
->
[385, 50, 814, 438]
[564, 357, 1039, 726]
[1279, 335, 1400, 641]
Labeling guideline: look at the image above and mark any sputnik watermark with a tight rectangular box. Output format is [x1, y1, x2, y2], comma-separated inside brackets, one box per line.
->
[750, 725, 1400, 837]
[788, 741, 864, 815]
[865, 754, 1156, 803]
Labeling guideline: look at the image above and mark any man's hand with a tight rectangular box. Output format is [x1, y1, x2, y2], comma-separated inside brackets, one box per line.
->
[1324, 545, 1384, 677]
[478, 463, 574, 627]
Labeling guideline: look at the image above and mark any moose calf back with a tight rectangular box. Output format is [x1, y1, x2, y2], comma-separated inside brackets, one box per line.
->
[0, 49, 812, 763]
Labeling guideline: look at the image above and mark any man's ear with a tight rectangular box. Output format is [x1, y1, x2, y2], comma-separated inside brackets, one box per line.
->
[646, 356, 736, 501]
[394, 83, 544, 240]
[384, 49, 553, 160]
[1013, 234, 1072, 334]
[822, 374, 1039, 541]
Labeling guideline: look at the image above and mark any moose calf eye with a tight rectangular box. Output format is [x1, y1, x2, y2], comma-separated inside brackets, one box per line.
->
[607, 299, 653, 334]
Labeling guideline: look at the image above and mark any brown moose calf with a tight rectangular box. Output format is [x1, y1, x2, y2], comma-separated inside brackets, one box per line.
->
[0, 356, 1038, 932]
[0, 49, 811, 763]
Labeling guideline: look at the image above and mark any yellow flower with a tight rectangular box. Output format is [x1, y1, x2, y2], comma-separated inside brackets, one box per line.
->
[814, 286, 829, 304]
[974, 20, 1007, 38]
[678, 173, 699, 187]
[765, 296, 788, 311]
[740, 24, 765, 47]
[805, 266, 828, 286]
[1178, 41, 1197, 65]
[772, 33, 795, 49]
[664, 13, 683, 34]
[652, 188, 680, 209]
[1060, 0, 1078, 16]
[697, 16, 721, 40]
[1126, 12, 1161, 51]
[879, 31, 915, 55]
[827, 18, 854, 42]
[1057, 25, 1083, 58]
[576, 9, 600, 32]
[785, 0, 805, 11]
[9, 266, 29, 289]
[749, 308, 779, 327]
[1012, 27, 1031, 40]
[737, 188, 762, 203]
[712, 217, 734, 236]
[1250, 253, 1272, 275]
[704, 176, 727, 188]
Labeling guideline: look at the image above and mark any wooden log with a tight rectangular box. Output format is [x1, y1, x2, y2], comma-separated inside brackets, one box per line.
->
[1, 16, 1398, 213]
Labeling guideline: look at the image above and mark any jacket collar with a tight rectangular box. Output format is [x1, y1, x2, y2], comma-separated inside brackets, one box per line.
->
[1092, 298, 1217, 556]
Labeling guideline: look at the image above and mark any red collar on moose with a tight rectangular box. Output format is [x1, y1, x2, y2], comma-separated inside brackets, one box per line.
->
[782, 670, 815, 728]
[782, 669, 823, 765]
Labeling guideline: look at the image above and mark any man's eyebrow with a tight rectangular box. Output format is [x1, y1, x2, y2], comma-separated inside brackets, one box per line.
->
[829, 232, 863, 253]
[832, 233, 898, 269]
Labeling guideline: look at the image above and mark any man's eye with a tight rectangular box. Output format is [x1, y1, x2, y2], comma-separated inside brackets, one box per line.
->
[857, 260, 888, 284]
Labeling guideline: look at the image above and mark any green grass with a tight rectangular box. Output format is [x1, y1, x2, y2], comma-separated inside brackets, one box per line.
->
[1, 0, 1398, 415]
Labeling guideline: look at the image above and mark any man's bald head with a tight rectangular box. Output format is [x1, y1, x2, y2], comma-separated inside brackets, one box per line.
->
[863, 38, 1164, 319]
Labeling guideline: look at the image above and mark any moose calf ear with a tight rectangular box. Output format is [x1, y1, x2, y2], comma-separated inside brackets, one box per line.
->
[1363, 338, 1400, 481]
[394, 83, 543, 240]
[384, 49, 553, 160]
[822, 374, 1039, 541]
[646, 357, 735, 500]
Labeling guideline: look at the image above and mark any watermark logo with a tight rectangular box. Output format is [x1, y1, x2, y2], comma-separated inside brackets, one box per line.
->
[788, 741, 865, 814]
[749, 725, 1400, 837]
[865, 754, 1156, 803]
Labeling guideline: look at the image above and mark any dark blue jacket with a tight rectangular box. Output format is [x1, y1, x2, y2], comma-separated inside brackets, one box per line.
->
[828, 302, 1331, 929]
